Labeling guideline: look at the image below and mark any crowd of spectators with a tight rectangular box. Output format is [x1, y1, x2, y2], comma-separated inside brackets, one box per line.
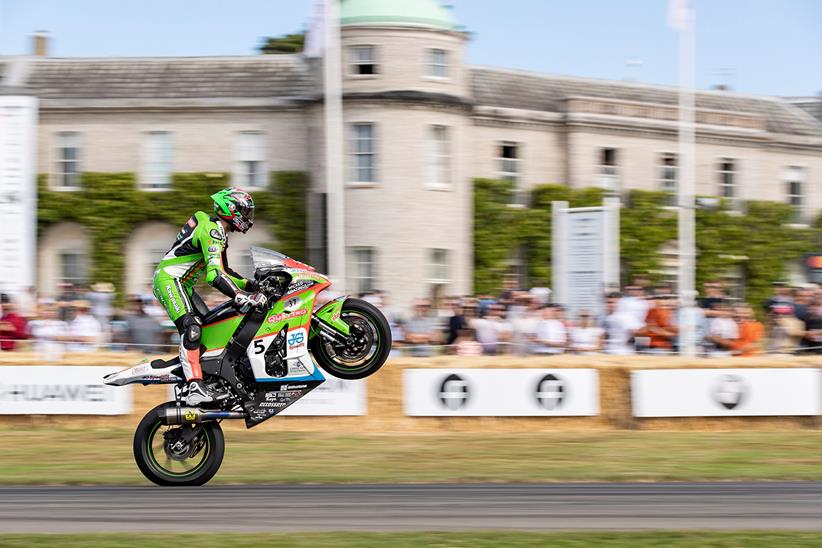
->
[362, 277, 822, 358]
[2, 276, 822, 360]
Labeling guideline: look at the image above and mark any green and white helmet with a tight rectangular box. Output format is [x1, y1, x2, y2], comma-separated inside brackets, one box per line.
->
[211, 187, 255, 233]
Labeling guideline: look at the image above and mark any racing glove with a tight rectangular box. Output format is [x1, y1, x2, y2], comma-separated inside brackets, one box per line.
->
[234, 291, 268, 313]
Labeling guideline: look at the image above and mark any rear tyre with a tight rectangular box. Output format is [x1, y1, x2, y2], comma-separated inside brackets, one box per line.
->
[310, 298, 392, 380]
[133, 402, 225, 486]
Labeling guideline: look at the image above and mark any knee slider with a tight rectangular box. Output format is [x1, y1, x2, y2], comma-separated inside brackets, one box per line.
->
[182, 315, 202, 350]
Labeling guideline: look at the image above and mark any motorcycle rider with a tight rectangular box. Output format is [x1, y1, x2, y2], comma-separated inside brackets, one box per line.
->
[153, 187, 266, 405]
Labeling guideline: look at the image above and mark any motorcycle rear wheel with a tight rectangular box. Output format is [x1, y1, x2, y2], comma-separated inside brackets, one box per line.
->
[310, 298, 392, 380]
[133, 402, 225, 486]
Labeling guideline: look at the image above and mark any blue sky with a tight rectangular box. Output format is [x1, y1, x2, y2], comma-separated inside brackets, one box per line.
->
[0, 0, 820, 97]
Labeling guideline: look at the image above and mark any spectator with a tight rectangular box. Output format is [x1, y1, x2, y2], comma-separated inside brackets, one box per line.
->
[89, 282, 116, 326]
[0, 294, 28, 350]
[602, 292, 642, 355]
[66, 300, 103, 352]
[732, 304, 764, 357]
[800, 298, 822, 354]
[28, 302, 68, 361]
[764, 281, 795, 316]
[705, 302, 739, 356]
[638, 292, 678, 353]
[471, 304, 511, 355]
[673, 299, 707, 353]
[568, 309, 603, 354]
[793, 286, 814, 323]
[699, 281, 726, 318]
[531, 305, 567, 355]
[509, 292, 539, 355]
[445, 300, 467, 347]
[616, 284, 650, 327]
[454, 328, 483, 356]
[126, 296, 162, 353]
[405, 299, 439, 357]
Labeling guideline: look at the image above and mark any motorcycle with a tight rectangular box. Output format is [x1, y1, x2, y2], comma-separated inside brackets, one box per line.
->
[104, 247, 391, 486]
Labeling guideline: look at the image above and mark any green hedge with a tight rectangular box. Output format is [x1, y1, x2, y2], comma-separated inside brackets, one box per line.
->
[474, 179, 817, 308]
[38, 171, 308, 297]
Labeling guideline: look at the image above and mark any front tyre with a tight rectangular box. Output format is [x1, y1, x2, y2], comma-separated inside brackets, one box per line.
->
[311, 298, 392, 380]
[133, 402, 225, 486]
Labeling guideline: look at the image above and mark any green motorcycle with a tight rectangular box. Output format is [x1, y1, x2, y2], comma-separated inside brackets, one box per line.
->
[104, 247, 391, 486]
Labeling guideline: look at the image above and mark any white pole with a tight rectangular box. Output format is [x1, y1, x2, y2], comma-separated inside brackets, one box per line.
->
[676, 2, 696, 356]
[324, 0, 346, 290]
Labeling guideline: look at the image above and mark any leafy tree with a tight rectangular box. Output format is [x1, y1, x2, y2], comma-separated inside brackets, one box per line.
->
[259, 32, 305, 54]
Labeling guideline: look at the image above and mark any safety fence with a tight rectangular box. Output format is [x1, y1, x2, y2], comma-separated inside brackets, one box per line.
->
[1, 353, 821, 432]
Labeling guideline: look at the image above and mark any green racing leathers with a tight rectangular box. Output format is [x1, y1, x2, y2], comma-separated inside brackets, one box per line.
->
[153, 210, 250, 381]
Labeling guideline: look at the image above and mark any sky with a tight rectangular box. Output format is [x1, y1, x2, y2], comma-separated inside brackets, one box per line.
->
[0, 0, 820, 97]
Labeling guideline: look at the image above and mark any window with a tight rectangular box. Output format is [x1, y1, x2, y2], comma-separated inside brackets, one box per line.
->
[598, 147, 619, 193]
[142, 131, 173, 189]
[658, 153, 678, 205]
[349, 247, 376, 295]
[498, 142, 520, 182]
[59, 251, 88, 286]
[786, 166, 806, 223]
[351, 123, 377, 183]
[350, 45, 377, 75]
[718, 158, 738, 210]
[426, 249, 450, 284]
[234, 131, 267, 188]
[427, 48, 449, 78]
[426, 125, 451, 188]
[55, 132, 81, 189]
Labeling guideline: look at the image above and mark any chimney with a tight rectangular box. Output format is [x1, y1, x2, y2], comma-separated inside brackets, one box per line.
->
[31, 31, 50, 57]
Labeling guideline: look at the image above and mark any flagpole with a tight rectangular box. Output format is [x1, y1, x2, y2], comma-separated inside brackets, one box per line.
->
[676, 1, 696, 356]
[323, 0, 346, 290]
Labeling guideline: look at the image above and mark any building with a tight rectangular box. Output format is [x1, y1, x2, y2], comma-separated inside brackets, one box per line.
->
[1, 0, 821, 307]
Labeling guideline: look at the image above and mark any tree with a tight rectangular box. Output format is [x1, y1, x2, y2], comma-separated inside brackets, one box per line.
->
[259, 32, 305, 54]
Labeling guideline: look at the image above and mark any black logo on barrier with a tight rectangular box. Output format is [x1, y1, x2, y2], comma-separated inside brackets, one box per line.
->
[535, 373, 565, 410]
[712, 374, 746, 410]
[439, 374, 469, 410]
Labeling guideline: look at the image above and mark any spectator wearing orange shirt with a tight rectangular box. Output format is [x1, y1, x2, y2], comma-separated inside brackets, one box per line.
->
[732, 305, 764, 357]
[639, 292, 678, 352]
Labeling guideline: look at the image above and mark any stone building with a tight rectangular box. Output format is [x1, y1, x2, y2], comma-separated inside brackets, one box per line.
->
[1, 0, 821, 307]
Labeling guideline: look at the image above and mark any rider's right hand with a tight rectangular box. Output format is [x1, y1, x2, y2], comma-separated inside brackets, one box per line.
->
[234, 291, 268, 313]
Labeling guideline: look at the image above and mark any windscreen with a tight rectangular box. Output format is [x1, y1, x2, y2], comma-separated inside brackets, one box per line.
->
[249, 246, 288, 270]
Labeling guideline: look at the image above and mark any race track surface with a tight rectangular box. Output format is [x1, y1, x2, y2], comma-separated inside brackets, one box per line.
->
[1, 483, 821, 532]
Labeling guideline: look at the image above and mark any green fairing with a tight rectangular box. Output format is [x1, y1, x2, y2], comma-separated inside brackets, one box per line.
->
[314, 298, 350, 335]
[255, 293, 316, 338]
[201, 316, 244, 350]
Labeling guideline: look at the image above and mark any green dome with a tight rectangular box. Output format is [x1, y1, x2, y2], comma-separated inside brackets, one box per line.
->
[341, 0, 458, 31]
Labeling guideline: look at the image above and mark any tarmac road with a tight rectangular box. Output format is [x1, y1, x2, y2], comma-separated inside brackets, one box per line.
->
[0, 483, 821, 532]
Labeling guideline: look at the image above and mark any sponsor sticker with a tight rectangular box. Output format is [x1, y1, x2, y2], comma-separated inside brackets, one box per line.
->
[208, 245, 219, 253]
[267, 309, 308, 323]
[210, 228, 224, 241]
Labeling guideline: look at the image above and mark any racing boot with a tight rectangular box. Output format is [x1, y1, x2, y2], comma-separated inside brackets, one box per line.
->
[185, 379, 216, 406]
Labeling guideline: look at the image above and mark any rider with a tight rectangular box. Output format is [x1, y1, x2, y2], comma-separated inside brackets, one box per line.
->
[153, 187, 266, 405]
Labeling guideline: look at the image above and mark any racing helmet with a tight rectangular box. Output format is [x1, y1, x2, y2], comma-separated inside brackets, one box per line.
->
[211, 187, 255, 233]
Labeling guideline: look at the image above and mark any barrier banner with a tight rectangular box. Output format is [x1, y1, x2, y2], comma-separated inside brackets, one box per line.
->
[0, 366, 132, 415]
[631, 368, 822, 417]
[279, 377, 366, 416]
[403, 368, 599, 416]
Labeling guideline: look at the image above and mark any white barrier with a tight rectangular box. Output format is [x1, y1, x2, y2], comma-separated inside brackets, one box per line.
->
[0, 366, 132, 415]
[403, 368, 600, 416]
[631, 368, 822, 417]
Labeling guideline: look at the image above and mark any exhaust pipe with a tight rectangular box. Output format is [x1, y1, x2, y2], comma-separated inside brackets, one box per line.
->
[162, 407, 247, 425]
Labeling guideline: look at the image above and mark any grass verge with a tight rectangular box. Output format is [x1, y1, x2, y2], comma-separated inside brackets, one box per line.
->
[3, 532, 822, 547]
[3, 429, 822, 485]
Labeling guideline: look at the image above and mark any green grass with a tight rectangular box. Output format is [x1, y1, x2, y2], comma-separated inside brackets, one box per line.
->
[3, 532, 822, 547]
[3, 428, 822, 485]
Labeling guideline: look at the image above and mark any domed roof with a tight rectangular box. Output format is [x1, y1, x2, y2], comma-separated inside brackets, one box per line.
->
[341, 0, 458, 31]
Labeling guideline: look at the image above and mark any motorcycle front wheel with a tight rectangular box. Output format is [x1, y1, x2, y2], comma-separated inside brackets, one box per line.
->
[133, 402, 225, 486]
[310, 298, 392, 380]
